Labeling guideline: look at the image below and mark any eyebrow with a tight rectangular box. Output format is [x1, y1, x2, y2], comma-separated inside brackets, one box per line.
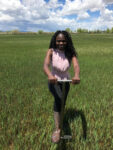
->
[56, 40, 66, 42]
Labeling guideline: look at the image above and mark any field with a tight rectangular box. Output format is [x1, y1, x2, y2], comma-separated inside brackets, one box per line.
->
[0, 33, 113, 150]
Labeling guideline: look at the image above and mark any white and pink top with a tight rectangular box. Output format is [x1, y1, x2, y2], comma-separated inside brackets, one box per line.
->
[51, 49, 70, 80]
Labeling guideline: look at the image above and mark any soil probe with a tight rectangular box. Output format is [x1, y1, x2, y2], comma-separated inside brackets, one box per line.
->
[58, 80, 72, 140]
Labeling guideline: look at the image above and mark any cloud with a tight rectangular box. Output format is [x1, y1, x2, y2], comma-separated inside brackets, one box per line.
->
[0, 0, 113, 32]
[103, 0, 113, 5]
[0, 12, 14, 21]
[59, 0, 104, 15]
[47, 0, 63, 8]
[77, 12, 90, 20]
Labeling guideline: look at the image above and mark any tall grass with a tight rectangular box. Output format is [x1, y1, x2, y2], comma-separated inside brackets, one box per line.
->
[0, 34, 113, 150]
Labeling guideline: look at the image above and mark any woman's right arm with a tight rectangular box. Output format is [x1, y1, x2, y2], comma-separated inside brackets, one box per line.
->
[43, 49, 57, 83]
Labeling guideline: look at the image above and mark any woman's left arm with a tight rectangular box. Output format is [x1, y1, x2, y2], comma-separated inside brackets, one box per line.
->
[72, 56, 80, 84]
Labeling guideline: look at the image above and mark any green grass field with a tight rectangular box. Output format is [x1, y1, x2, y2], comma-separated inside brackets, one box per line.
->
[0, 33, 113, 150]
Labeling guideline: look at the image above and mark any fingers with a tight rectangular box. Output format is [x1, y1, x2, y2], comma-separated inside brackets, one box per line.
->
[50, 79, 57, 83]
[48, 76, 57, 83]
[72, 78, 80, 84]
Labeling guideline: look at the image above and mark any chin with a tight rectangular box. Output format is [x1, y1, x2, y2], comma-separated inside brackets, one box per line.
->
[59, 47, 65, 50]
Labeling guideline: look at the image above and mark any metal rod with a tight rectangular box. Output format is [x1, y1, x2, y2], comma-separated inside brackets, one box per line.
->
[60, 82, 65, 132]
[57, 80, 72, 140]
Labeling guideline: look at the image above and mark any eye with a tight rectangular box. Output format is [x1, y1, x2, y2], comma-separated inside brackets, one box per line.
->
[56, 40, 66, 43]
[62, 40, 66, 43]
[56, 40, 60, 42]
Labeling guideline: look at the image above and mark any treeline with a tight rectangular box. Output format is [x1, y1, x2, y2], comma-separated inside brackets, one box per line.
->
[65, 27, 113, 33]
[0, 28, 113, 35]
[0, 30, 52, 35]
[0, 30, 37, 35]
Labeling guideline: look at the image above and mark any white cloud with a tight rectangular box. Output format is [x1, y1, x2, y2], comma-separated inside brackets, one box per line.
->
[0, 0, 113, 31]
[0, 12, 14, 21]
[103, 0, 113, 5]
[0, 0, 26, 22]
[22, 0, 46, 7]
[59, 0, 104, 15]
[83, 0, 104, 11]
[77, 12, 90, 20]
[100, 8, 113, 22]
[47, 0, 63, 8]
[0, 0, 23, 11]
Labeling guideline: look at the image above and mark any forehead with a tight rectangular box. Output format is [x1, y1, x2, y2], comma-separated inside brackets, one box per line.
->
[56, 33, 66, 40]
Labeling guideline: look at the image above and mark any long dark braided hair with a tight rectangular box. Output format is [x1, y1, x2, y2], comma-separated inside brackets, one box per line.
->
[49, 30, 77, 62]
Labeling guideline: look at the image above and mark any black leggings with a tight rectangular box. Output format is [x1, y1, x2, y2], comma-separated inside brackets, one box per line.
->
[48, 82, 70, 112]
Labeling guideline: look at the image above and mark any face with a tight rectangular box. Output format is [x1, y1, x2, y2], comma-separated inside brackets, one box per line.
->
[56, 33, 67, 51]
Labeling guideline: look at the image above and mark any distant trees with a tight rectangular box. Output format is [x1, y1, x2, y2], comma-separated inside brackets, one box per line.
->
[76, 27, 113, 34]
[65, 28, 72, 33]
[106, 27, 113, 33]
[111, 27, 113, 33]
[11, 30, 20, 34]
[77, 28, 88, 33]
[0, 30, 37, 35]
[106, 28, 110, 33]
[88, 29, 101, 34]
[37, 30, 44, 34]
[76, 28, 82, 33]
[56, 27, 113, 34]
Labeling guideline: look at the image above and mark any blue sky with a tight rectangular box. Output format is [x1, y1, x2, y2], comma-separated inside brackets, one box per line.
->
[0, 0, 113, 32]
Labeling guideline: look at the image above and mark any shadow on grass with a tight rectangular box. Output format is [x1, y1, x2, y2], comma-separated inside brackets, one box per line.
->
[56, 108, 87, 150]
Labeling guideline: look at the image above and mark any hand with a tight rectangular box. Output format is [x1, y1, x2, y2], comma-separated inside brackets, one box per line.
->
[48, 75, 57, 83]
[72, 76, 80, 84]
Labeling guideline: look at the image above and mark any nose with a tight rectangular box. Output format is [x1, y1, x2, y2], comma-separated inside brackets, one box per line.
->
[59, 41, 63, 44]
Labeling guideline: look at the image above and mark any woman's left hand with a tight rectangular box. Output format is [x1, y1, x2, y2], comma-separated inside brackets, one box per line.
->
[72, 76, 80, 84]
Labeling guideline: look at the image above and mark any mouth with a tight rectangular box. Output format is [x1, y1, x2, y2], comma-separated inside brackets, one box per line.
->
[59, 45, 64, 48]
[59, 45, 63, 47]
[56, 44, 66, 50]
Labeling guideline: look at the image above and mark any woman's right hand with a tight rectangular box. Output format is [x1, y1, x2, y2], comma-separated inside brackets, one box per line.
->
[48, 75, 57, 83]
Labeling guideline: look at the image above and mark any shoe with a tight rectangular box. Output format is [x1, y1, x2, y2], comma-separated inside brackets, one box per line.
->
[51, 129, 61, 143]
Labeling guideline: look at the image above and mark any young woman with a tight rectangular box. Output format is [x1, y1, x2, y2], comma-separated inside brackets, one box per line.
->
[43, 30, 80, 143]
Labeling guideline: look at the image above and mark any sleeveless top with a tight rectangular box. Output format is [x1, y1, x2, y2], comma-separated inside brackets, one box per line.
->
[51, 49, 70, 80]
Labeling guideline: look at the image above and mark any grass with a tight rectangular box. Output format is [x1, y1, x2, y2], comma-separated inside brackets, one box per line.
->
[0, 33, 113, 150]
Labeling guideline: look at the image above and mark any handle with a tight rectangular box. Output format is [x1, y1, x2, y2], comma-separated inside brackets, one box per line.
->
[57, 80, 72, 82]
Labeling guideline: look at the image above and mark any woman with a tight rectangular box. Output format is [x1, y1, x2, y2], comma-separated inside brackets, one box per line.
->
[43, 30, 80, 143]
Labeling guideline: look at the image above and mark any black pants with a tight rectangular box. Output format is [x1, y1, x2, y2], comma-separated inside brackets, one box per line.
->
[48, 82, 70, 112]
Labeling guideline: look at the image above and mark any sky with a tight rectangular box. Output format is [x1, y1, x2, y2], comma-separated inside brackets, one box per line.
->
[0, 0, 113, 32]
